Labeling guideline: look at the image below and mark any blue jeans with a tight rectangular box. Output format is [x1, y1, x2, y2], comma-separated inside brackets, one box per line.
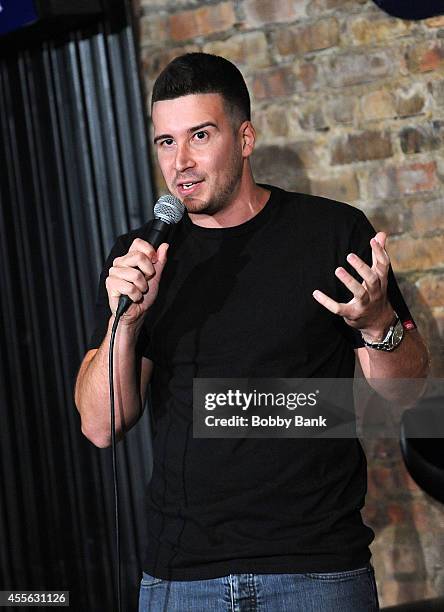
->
[138, 564, 379, 611]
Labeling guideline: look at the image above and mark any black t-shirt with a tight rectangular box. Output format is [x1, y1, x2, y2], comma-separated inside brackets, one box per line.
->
[89, 185, 415, 580]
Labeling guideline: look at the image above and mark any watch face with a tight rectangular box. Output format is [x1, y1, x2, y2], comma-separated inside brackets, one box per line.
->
[392, 321, 404, 346]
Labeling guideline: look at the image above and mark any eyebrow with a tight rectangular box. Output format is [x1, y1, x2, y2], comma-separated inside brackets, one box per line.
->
[153, 122, 218, 144]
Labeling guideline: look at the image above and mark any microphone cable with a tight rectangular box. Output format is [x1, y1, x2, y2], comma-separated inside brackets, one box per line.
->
[106, 195, 184, 612]
[108, 309, 124, 612]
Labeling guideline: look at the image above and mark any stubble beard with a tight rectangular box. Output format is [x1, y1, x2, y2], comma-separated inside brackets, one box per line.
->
[182, 148, 244, 216]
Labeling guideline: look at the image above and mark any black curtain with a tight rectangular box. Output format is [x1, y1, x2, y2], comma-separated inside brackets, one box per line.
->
[0, 1, 155, 609]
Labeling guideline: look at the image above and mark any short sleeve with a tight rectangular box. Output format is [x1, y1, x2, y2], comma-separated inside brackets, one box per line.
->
[340, 210, 417, 348]
[87, 234, 152, 359]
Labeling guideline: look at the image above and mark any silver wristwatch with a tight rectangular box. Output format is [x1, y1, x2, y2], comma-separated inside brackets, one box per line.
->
[361, 314, 404, 351]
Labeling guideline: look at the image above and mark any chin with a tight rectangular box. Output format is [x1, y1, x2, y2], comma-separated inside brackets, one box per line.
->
[184, 197, 213, 214]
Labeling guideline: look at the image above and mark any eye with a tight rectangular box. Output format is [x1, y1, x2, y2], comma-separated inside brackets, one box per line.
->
[193, 130, 208, 141]
[160, 138, 175, 147]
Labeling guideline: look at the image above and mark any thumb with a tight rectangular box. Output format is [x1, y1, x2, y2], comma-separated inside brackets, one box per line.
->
[154, 242, 169, 273]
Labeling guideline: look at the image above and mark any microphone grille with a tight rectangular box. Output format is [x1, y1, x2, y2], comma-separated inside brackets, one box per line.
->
[154, 194, 185, 224]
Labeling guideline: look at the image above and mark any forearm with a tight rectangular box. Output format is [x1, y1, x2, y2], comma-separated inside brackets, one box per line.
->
[362, 329, 429, 378]
[75, 316, 143, 447]
[359, 329, 430, 402]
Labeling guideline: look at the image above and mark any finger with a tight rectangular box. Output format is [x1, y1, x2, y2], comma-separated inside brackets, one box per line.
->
[150, 243, 169, 287]
[374, 231, 387, 250]
[346, 253, 380, 295]
[370, 238, 390, 294]
[370, 238, 389, 290]
[313, 289, 363, 322]
[128, 238, 157, 261]
[370, 236, 390, 268]
[335, 267, 368, 301]
[105, 276, 144, 303]
[109, 266, 148, 294]
[113, 252, 156, 279]
[312, 289, 342, 315]
[155, 242, 169, 269]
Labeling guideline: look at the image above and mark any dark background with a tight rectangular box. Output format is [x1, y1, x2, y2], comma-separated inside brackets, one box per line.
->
[0, 1, 155, 609]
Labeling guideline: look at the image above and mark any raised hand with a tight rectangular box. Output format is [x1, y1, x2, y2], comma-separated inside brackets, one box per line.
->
[312, 232, 396, 341]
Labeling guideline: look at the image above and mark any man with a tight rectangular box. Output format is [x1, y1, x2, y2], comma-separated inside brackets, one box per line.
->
[75, 53, 429, 611]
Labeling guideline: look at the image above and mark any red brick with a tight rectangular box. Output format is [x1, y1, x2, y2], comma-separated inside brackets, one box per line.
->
[251, 141, 320, 171]
[274, 17, 339, 56]
[416, 274, 444, 309]
[296, 61, 320, 93]
[140, 13, 170, 45]
[367, 465, 403, 499]
[141, 45, 200, 80]
[430, 309, 444, 376]
[410, 499, 436, 531]
[388, 235, 444, 272]
[347, 14, 412, 46]
[405, 41, 444, 73]
[387, 503, 408, 524]
[325, 50, 396, 88]
[325, 95, 357, 124]
[362, 501, 380, 525]
[399, 122, 444, 155]
[379, 579, 433, 608]
[366, 439, 399, 462]
[290, 141, 321, 169]
[310, 171, 360, 202]
[253, 104, 291, 139]
[397, 162, 439, 195]
[331, 131, 393, 165]
[411, 197, 444, 234]
[393, 543, 424, 574]
[152, 169, 167, 201]
[250, 66, 295, 100]
[243, 0, 306, 28]
[308, 0, 367, 13]
[360, 90, 396, 122]
[401, 468, 422, 494]
[396, 87, 426, 118]
[250, 143, 319, 192]
[366, 204, 409, 236]
[203, 32, 269, 69]
[298, 103, 328, 131]
[425, 15, 444, 28]
[170, 2, 236, 42]
[430, 79, 444, 108]
[368, 162, 438, 199]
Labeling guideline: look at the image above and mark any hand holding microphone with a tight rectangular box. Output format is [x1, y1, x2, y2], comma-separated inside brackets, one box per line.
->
[105, 195, 185, 326]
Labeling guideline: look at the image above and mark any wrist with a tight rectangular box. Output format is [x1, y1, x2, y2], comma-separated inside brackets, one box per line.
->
[108, 313, 144, 341]
[360, 307, 397, 343]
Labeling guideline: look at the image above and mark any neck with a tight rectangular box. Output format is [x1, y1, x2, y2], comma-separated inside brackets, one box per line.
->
[188, 167, 270, 229]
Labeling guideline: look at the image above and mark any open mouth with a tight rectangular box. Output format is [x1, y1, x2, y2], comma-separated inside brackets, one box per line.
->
[178, 180, 203, 194]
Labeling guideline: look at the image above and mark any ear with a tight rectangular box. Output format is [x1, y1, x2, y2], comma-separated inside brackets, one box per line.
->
[240, 121, 256, 158]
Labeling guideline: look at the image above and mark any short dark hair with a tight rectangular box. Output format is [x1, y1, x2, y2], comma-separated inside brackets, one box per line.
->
[151, 53, 251, 125]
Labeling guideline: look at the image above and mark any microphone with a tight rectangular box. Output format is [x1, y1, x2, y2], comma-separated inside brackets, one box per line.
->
[116, 194, 185, 318]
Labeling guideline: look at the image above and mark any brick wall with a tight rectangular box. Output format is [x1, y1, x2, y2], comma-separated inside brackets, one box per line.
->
[134, 0, 444, 605]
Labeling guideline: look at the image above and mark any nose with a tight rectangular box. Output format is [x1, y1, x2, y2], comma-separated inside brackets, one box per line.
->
[175, 142, 195, 173]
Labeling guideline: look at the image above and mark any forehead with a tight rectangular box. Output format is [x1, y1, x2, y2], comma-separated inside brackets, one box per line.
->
[152, 93, 228, 132]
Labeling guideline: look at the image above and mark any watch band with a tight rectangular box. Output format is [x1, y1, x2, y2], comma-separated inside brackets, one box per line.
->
[361, 314, 404, 351]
